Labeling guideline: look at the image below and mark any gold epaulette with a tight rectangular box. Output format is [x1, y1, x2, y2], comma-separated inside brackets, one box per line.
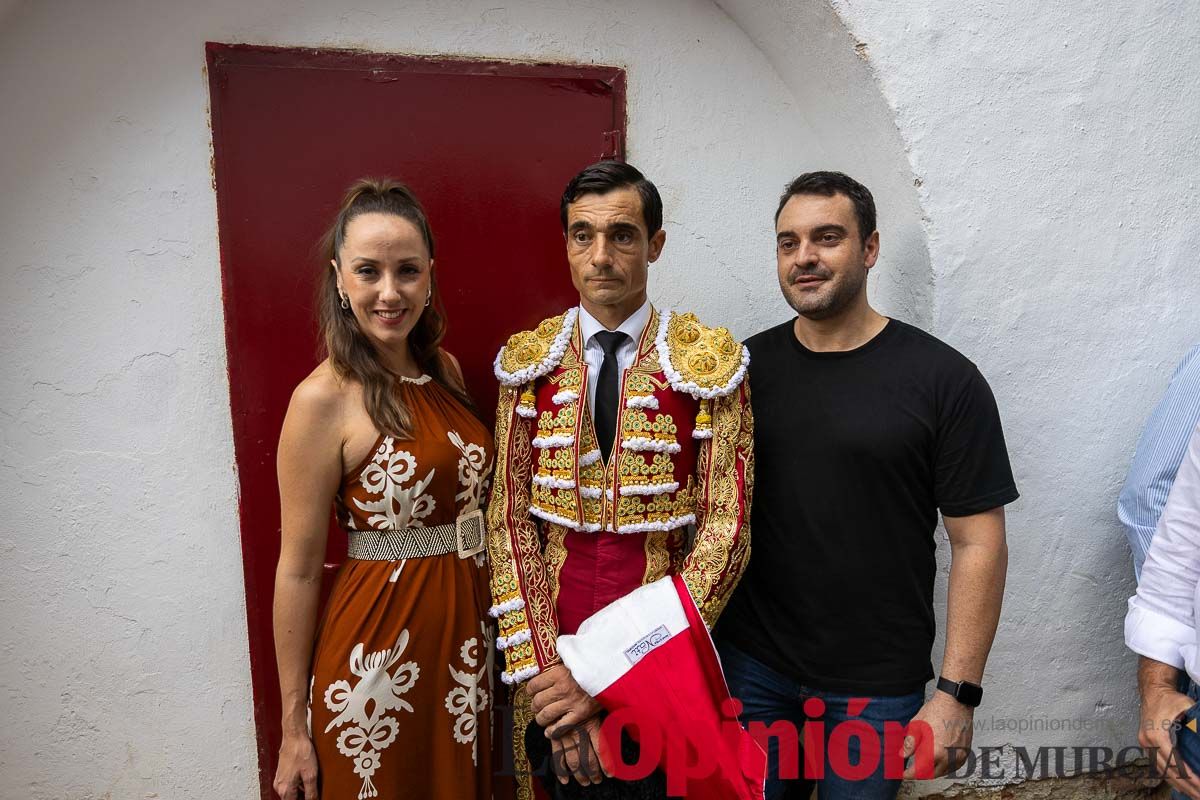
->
[654, 310, 749, 439]
[655, 310, 749, 399]
[493, 308, 578, 388]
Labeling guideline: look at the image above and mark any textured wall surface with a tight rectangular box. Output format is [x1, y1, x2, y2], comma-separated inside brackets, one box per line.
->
[825, 0, 1200, 792]
[0, 1, 916, 797]
[3, 0, 1196, 797]
[825, 0, 1200, 791]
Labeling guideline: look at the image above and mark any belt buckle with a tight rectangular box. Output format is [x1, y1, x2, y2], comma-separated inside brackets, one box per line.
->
[456, 509, 485, 559]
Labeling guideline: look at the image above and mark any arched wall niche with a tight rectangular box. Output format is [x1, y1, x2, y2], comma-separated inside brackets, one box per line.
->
[718, 0, 932, 328]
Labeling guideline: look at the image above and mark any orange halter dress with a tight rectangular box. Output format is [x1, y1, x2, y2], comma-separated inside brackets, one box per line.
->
[308, 375, 495, 800]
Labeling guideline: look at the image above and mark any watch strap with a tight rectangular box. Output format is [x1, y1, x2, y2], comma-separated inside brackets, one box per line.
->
[937, 676, 983, 707]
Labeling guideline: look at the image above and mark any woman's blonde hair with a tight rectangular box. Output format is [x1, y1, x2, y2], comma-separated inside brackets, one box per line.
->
[317, 177, 474, 438]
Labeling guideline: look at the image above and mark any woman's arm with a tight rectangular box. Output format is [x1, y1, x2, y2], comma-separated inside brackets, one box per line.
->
[272, 371, 345, 800]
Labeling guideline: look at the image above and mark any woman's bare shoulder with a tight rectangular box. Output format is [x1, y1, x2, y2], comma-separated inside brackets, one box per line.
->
[289, 360, 357, 417]
[439, 348, 465, 386]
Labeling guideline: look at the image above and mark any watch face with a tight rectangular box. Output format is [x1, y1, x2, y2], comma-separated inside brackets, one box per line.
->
[958, 681, 983, 707]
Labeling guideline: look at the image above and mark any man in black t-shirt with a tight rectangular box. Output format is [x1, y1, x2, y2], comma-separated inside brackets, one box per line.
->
[715, 172, 1017, 799]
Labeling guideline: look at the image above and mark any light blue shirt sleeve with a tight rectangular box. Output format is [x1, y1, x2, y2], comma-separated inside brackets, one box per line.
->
[1120, 344, 1200, 580]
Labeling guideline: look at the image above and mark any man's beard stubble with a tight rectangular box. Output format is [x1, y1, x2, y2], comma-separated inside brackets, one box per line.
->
[781, 267, 866, 321]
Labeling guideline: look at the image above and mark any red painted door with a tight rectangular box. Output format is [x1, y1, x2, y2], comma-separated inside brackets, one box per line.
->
[207, 43, 625, 798]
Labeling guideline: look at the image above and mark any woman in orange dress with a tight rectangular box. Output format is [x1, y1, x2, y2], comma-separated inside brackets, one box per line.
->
[272, 179, 494, 800]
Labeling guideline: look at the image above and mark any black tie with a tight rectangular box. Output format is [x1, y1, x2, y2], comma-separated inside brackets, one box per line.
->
[594, 330, 628, 463]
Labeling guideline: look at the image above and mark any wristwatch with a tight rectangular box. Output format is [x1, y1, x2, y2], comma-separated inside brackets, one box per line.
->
[937, 676, 983, 708]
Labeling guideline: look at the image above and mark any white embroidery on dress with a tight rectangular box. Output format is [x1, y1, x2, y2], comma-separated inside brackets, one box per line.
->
[323, 629, 420, 799]
[353, 437, 437, 530]
[448, 430, 494, 566]
[448, 430, 492, 513]
[443, 621, 494, 765]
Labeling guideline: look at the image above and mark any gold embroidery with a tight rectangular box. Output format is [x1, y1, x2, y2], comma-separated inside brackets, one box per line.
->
[536, 405, 576, 440]
[499, 312, 570, 375]
[519, 382, 536, 415]
[577, 412, 605, 528]
[513, 687, 536, 800]
[532, 484, 582, 519]
[615, 483, 695, 528]
[553, 368, 582, 391]
[620, 409, 678, 443]
[667, 527, 688, 574]
[485, 387, 561, 675]
[642, 531, 672, 585]
[626, 372, 655, 396]
[536, 447, 575, 481]
[545, 523, 570, 608]
[667, 312, 743, 389]
[681, 382, 754, 625]
[618, 451, 677, 486]
[694, 398, 713, 437]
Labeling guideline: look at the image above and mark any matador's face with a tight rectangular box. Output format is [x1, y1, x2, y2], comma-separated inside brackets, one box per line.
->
[564, 187, 665, 320]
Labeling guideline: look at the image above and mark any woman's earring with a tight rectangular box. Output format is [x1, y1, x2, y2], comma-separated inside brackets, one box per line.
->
[340, 294, 350, 310]
[425, 288, 431, 308]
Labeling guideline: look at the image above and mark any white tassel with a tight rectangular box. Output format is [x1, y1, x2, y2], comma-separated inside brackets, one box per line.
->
[532, 434, 575, 449]
[533, 475, 576, 489]
[625, 395, 659, 410]
[529, 504, 602, 532]
[488, 597, 526, 617]
[619, 481, 679, 496]
[552, 389, 580, 406]
[621, 437, 682, 454]
[501, 664, 541, 684]
[497, 629, 533, 650]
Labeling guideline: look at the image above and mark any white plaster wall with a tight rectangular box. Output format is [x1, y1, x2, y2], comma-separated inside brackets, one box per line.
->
[0, 1, 918, 797]
[17, 0, 1189, 795]
[826, 0, 1200, 789]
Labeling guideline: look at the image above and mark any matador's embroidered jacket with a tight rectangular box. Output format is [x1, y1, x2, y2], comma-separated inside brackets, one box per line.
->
[486, 305, 754, 684]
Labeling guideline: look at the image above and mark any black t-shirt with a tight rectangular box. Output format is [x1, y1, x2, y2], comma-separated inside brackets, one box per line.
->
[717, 318, 1018, 696]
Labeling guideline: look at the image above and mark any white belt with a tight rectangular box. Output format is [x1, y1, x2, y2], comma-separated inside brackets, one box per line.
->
[346, 509, 485, 560]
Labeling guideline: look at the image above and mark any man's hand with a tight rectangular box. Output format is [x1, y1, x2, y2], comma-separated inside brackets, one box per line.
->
[1138, 656, 1200, 799]
[528, 663, 603, 738]
[549, 715, 609, 785]
[901, 691, 973, 779]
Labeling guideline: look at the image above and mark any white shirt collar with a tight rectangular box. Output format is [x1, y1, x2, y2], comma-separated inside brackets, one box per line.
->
[578, 299, 652, 349]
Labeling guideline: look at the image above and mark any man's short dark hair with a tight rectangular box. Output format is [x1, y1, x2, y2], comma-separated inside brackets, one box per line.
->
[560, 160, 663, 236]
[775, 171, 876, 244]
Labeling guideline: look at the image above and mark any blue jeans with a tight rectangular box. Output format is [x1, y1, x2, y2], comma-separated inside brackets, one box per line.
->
[717, 640, 925, 800]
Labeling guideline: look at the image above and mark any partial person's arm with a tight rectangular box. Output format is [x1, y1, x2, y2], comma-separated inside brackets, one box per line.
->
[271, 377, 344, 800]
[1127, 423, 1200, 797]
[902, 507, 1007, 779]
[1118, 345, 1200, 579]
[1128, 422, 1200, 666]
[681, 380, 755, 625]
[1137, 656, 1200, 798]
[485, 384, 563, 684]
